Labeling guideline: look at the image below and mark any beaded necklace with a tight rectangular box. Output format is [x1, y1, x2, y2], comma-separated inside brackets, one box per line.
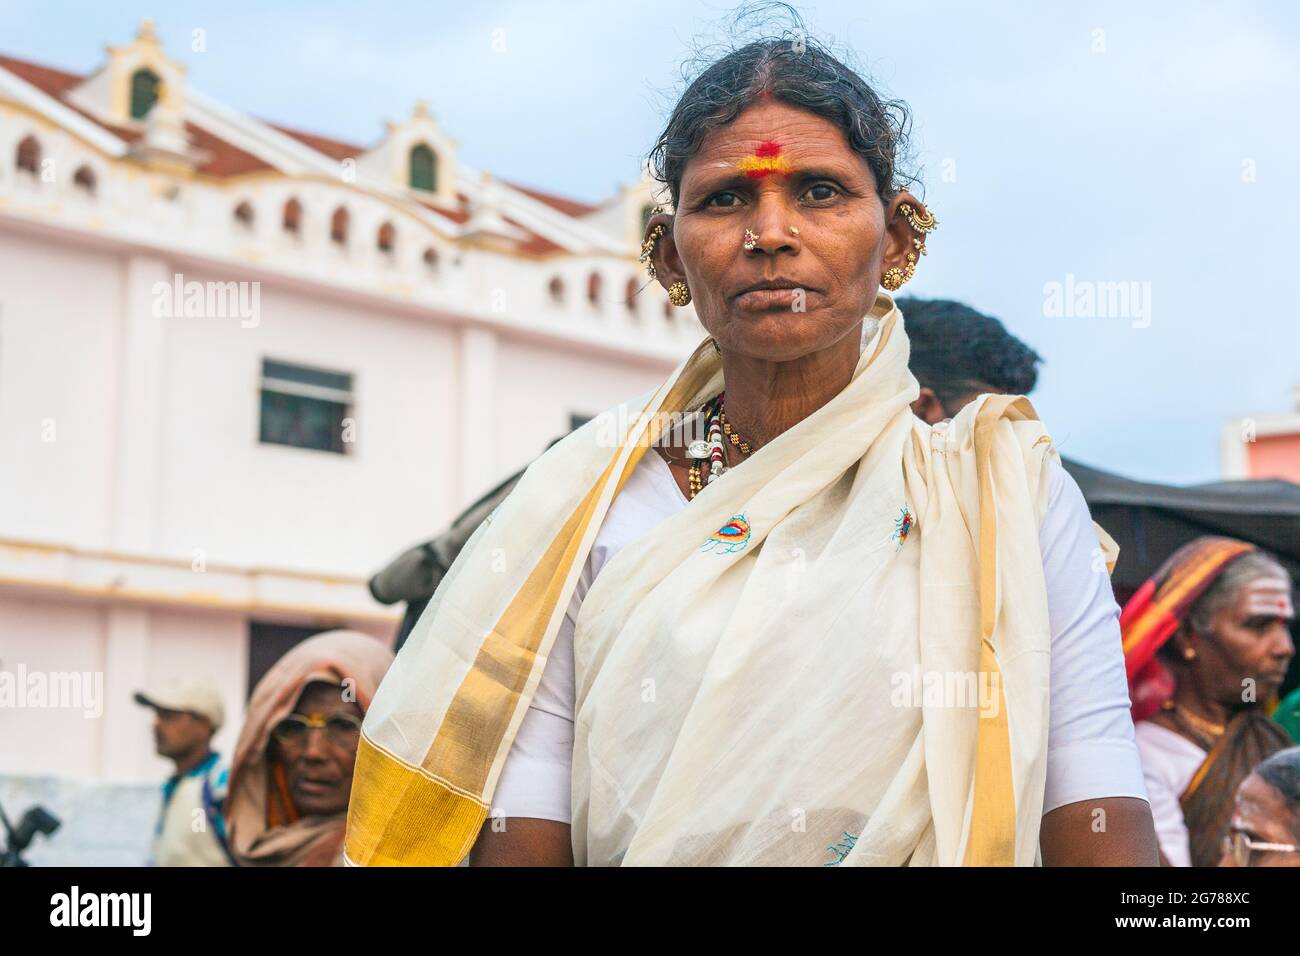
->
[685, 393, 753, 500]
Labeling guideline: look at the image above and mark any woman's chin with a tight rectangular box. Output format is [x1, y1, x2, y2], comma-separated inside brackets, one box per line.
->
[721, 312, 856, 359]
[292, 786, 350, 817]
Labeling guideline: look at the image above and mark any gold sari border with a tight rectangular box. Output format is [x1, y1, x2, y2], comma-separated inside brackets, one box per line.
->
[345, 732, 488, 866]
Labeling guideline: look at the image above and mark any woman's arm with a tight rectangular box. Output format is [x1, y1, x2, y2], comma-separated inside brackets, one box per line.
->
[1041, 797, 1159, 865]
[1037, 463, 1159, 864]
[469, 818, 574, 866]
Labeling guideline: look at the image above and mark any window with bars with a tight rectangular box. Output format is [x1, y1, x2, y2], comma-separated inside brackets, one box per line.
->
[258, 359, 353, 454]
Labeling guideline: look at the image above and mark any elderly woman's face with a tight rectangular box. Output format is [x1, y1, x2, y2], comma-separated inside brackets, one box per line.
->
[662, 99, 914, 361]
[272, 680, 364, 817]
[1185, 574, 1295, 707]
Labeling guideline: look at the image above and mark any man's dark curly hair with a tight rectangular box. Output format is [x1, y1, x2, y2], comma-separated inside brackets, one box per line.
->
[896, 297, 1044, 405]
[648, 3, 915, 210]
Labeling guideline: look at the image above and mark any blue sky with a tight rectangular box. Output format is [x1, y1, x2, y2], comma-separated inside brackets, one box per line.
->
[4, 0, 1298, 484]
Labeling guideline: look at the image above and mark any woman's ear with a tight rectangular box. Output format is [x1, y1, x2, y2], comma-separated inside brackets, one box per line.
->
[881, 191, 932, 285]
[1170, 622, 1202, 667]
[645, 211, 686, 292]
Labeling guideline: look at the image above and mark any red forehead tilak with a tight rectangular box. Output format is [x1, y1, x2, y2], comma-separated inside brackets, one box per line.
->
[737, 140, 792, 179]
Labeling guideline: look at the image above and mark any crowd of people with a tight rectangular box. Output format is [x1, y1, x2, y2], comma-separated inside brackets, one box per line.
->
[116, 24, 1300, 868]
[136, 292, 1300, 868]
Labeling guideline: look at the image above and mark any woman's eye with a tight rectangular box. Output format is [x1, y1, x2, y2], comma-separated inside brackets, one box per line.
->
[804, 183, 838, 202]
[705, 191, 742, 208]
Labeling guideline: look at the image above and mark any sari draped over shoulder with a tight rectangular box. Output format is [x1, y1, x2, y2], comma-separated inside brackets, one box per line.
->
[1179, 711, 1292, 867]
[345, 294, 1072, 866]
[1121, 535, 1293, 865]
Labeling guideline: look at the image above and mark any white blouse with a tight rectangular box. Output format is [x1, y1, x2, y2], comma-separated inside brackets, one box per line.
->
[1133, 721, 1205, 866]
[492, 451, 1150, 824]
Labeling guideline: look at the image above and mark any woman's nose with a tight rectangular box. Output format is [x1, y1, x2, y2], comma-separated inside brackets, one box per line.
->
[746, 199, 800, 255]
[1271, 622, 1296, 658]
[301, 726, 332, 760]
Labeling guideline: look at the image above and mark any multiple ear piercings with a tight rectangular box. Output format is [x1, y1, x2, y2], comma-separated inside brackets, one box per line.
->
[641, 204, 693, 305]
[642, 217, 670, 280]
[881, 201, 939, 291]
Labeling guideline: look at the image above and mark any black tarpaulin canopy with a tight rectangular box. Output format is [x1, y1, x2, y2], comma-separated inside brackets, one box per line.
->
[1064, 457, 1300, 696]
[1062, 457, 1300, 600]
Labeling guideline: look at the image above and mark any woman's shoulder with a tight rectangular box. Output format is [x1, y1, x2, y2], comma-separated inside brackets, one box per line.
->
[1134, 719, 1207, 767]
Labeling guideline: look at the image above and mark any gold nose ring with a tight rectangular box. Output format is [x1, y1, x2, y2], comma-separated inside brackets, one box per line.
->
[743, 228, 759, 252]
[789, 226, 800, 237]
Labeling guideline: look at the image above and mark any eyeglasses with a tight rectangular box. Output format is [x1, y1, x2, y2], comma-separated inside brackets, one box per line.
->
[1221, 830, 1300, 866]
[271, 712, 362, 748]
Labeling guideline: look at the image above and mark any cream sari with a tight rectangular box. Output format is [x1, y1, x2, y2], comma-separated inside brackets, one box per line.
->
[346, 293, 1105, 866]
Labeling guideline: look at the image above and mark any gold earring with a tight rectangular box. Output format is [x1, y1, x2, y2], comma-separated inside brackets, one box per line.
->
[639, 222, 667, 280]
[1183, 646, 1197, 661]
[743, 228, 759, 252]
[881, 267, 905, 291]
[668, 281, 691, 306]
[898, 202, 939, 235]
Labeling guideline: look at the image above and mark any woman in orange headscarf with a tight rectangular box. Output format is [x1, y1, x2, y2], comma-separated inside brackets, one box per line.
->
[225, 630, 394, 866]
[1123, 537, 1295, 866]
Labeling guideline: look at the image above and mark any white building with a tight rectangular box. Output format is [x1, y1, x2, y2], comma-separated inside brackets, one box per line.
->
[0, 21, 698, 795]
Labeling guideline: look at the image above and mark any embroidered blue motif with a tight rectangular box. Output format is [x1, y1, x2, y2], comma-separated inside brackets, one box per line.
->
[824, 831, 859, 866]
[700, 512, 752, 554]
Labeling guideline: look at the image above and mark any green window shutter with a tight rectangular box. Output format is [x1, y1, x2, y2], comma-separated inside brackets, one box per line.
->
[409, 143, 437, 192]
[130, 68, 160, 120]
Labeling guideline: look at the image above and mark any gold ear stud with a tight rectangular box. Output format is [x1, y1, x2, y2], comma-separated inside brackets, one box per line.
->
[668, 281, 691, 306]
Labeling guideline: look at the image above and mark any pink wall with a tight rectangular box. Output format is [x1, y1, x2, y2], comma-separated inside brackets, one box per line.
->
[1247, 433, 1300, 482]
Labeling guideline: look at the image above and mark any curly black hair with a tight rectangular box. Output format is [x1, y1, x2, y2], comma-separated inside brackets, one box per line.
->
[896, 297, 1044, 404]
[648, 2, 915, 210]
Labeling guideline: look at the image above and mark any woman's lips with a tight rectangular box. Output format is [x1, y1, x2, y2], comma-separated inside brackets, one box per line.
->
[733, 287, 806, 311]
[296, 777, 338, 795]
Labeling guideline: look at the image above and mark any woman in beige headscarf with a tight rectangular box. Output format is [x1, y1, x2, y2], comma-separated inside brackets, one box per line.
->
[226, 630, 393, 866]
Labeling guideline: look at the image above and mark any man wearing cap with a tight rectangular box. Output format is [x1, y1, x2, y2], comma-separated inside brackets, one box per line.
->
[134, 679, 233, 866]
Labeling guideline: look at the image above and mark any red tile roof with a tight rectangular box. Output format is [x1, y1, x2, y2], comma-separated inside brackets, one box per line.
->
[0, 51, 271, 177]
[186, 121, 272, 176]
[0, 53, 82, 95]
[504, 180, 599, 218]
[0, 51, 595, 254]
[270, 123, 363, 162]
[268, 126, 601, 222]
